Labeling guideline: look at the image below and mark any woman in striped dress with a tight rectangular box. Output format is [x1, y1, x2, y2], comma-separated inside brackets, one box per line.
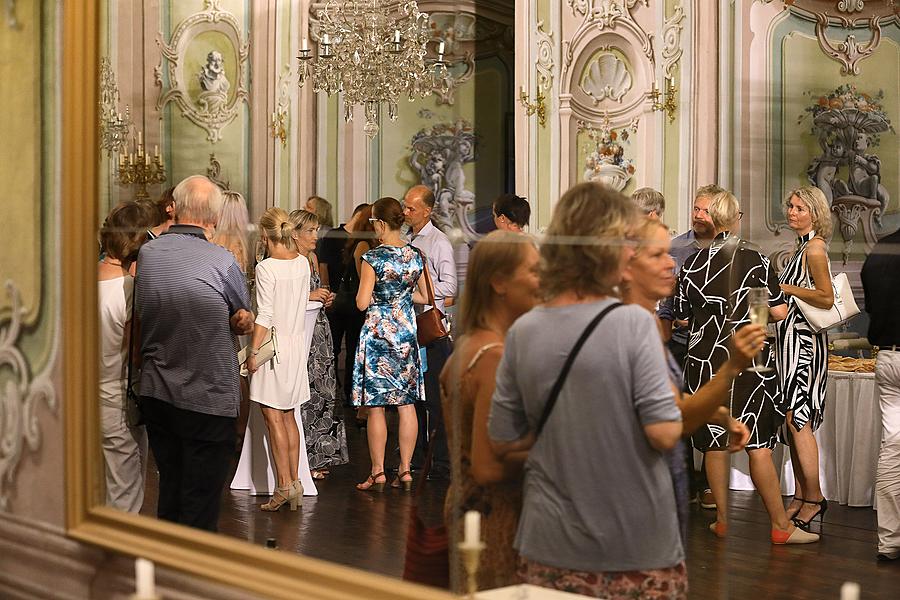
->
[775, 186, 834, 531]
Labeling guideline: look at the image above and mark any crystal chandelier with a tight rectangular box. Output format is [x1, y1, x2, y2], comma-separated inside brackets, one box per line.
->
[299, 0, 447, 138]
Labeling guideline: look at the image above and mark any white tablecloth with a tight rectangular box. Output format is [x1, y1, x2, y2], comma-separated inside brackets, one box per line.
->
[478, 584, 594, 599]
[230, 302, 322, 496]
[730, 370, 881, 507]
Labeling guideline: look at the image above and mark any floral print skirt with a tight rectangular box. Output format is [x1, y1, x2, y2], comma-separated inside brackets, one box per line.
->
[517, 558, 687, 600]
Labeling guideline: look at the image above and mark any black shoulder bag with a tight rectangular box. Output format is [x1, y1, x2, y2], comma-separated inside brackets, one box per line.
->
[536, 302, 622, 437]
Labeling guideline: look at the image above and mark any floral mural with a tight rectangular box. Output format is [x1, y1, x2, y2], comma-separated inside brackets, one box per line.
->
[579, 115, 638, 192]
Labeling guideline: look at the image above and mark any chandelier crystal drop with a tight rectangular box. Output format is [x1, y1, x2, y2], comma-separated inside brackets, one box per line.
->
[299, 0, 447, 138]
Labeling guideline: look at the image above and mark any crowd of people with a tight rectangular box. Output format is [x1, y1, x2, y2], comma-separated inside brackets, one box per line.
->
[95, 173, 900, 599]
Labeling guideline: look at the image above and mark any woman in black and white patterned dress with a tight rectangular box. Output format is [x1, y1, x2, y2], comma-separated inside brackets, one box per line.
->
[292, 209, 350, 479]
[676, 191, 818, 544]
[775, 186, 834, 530]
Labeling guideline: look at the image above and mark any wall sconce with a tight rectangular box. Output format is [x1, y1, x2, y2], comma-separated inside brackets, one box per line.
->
[270, 110, 287, 147]
[650, 76, 677, 123]
[519, 86, 547, 127]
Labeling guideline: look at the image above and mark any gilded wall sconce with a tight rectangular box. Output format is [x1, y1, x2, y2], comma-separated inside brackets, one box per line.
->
[519, 86, 547, 127]
[650, 77, 677, 123]
[270, 110, 287, 147]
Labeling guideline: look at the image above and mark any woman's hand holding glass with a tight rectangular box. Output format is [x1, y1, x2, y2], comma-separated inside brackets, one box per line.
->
[309, 287, 335, 308]
[727, 323, 768, 371]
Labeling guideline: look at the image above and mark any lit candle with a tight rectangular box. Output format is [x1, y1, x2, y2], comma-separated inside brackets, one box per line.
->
[154, 144, 159, 157]
[394, 29, 401, 44]
[437, 41, 445, 55]
[135, 558, 155, 599]
[322, 33, 330, 45]
[463, 510, 480, 546]
[137, 131, 142, 146]
[301, 37, 308, 51]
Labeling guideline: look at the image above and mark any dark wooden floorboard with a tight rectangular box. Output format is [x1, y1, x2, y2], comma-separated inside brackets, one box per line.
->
[141, 410, 900, 598]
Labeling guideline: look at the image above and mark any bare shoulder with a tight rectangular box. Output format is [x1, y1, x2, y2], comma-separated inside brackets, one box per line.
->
[806, 237, 829, 257]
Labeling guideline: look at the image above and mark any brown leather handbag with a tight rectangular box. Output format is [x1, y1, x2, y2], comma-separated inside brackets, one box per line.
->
[414, 251, 449, 347]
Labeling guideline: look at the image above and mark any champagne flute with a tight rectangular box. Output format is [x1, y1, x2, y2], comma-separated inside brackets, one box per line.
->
[745, 287, 772, 373]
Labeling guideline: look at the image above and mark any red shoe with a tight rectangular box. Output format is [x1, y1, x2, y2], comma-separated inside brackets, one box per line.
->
[771, 525, 819, 544]
[708, 521, 727, 538]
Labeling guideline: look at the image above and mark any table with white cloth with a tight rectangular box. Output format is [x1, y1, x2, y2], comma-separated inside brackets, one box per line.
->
[730, 370, 882, 507]
[230, 301, 322, 496]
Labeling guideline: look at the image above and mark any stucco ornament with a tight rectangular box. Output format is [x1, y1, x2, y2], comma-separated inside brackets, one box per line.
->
[409, 120, 480, 240]
[0, 281, 57, 511]
[814, 13, 882, 76]
[581, 53, 632, 103]
[155, 0, 250, 143]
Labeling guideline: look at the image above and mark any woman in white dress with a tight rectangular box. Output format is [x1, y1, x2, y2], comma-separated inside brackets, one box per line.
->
[246, 207, 316, 511]
[98, 201, 152, 512]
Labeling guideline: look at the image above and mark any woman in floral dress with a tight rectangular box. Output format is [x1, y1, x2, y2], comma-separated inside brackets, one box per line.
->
[351, 197, 430, 492]
[292, 209, 349, 479]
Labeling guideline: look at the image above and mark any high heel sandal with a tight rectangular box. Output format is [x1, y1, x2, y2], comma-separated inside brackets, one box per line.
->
[391, 470, 413, 491]
[356, 471, 386, 492]
[260, 485, 300, 512]
[786, 496, 809, 520]
[792, 498, 828, 531]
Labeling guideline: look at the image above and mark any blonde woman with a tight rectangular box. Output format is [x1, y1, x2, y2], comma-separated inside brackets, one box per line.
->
[290, 209, 348, 479]
[440, 231, 540, 592]
[489, 183, 686, 599]
[675, 191, 817, 545]
[246, 207, 317, 510]
[211, 190, 251, 273]
[776, 186, 834, 531]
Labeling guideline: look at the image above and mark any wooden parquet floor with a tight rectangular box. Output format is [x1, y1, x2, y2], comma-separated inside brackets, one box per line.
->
[142, 420, 900, 599]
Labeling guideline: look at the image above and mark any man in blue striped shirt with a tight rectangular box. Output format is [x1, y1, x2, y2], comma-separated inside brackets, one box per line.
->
[136, 175, 252, 532]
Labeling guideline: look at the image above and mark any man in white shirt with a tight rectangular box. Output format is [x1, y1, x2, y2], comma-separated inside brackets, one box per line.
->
[404, 185, 457, 479]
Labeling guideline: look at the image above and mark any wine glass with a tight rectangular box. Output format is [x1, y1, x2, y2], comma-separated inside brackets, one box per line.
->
[745, 287, 772, 373]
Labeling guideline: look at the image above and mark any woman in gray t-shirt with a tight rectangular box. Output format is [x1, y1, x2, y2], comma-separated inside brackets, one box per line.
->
[488, 183, 686, 599]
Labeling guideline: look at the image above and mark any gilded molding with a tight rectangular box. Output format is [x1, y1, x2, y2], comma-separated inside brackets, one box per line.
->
[0, 281, 57, 511]
[814, 13, 882, 75]
[155, 0, 250, 143]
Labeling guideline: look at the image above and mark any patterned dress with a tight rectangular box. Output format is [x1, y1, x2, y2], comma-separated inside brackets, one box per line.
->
[775, 230, 829, 432]
[302, 267, 349, 470]
[675, 232, 788, 450]
[443, 342, 521, 594]
[351, 244, 425, 407]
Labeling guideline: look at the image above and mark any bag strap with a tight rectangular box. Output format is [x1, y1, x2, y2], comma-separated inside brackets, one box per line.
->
[412, 245, 437, 308]
[535, 302, 623, 437]
[126, 277, 137, 395]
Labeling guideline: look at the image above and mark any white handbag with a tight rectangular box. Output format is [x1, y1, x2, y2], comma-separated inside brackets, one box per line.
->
[237, 326, 278, 377]
[793, 261, 860, 333]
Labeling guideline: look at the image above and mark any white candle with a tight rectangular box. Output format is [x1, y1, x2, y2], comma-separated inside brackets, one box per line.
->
[145, 154, 151, 166]
[322, 33, 330, 45]
[301, 37, 308, 51]
[463, 510, 480, 545]
[437, 41, 445, 55]
[135, 558, 155, 598]
[137, 131, 142, 146]
[668, 76, 675, 89]
[394, 29, 401, 44]
[154, 144, 159, 157]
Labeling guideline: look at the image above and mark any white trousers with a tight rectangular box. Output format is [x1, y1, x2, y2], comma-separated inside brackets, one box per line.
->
[876, 350, 900, 556]
[101, 401, 148, 513]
